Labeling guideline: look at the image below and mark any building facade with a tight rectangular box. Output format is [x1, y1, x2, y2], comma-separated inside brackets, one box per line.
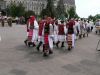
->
[4, 0, 75, 15]
[0, 0, 6, 15]
[0, 0, 6, 11]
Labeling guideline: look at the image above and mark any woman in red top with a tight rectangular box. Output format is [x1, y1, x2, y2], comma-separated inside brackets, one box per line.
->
[67, 18, 75, 51]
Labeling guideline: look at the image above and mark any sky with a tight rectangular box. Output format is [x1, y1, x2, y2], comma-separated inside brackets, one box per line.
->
[75, 0, 100, 18]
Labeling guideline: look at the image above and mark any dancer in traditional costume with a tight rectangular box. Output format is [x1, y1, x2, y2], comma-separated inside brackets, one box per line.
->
[67, 18, 75, 50]
[75, 19, 80, 39]
[53, 20, 58, 44]
[43, 17, 53, 56]
[56, 20, 65, 48]
[31, 17, 39, 46]
[37, 18, 45, 51]
[24, 16, 38, 47]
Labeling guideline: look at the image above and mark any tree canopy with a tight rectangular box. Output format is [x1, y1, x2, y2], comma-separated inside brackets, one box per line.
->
[56, 0, 66, 18]
[40, 0, 56, 18]
[7, 2, 25, 17]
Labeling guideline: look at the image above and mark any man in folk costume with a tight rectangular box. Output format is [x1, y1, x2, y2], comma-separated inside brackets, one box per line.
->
[27, 16, 37, 47]
[43, 17, 53, 56]
[67, 18, 75, 50]
[53, 20, 58, 44]
[74, 19, 80, 40]
[32, 17, 39, 45]
[37, 18, 46, 51]
[79, 18, 85, 38]
[48, 18, 55, 54]
[56, 20, 65, 48]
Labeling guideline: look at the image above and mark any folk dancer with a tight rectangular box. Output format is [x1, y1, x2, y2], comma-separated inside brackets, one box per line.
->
[37, 19, 45, 51]
[67, 18, 75, 50]
[56, 20, 65, 48]
[25, 16, 38, 47]
[43, 17, 53, 56]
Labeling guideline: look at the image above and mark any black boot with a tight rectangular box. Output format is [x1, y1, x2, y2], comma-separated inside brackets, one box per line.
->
[37, 42, 42, 51]
[56, 41, 60, 48]
[43, 44, 49, 57]
[28, 42, 32, 47]
[79, 34, 82, 39]
[68, 47, 71, 51]
[61, 42, 64, 48]
[43, 44, 45, 53]
[24, 40, 27, 46]
[32, 42, 36, 47]
[49, 50, 53, 54]
[83, 34, 85, 38]
[43, 52, 48, 57]
[53, 42, 55, 45]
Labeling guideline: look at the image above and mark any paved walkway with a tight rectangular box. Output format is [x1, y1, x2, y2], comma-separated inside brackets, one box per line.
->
[0, 24, 100, 75]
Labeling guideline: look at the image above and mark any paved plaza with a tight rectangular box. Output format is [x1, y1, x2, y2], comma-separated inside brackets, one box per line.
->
[0, 24, 100, 75]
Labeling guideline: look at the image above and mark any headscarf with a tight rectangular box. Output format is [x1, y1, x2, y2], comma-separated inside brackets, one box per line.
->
[29, 16, 35, 25]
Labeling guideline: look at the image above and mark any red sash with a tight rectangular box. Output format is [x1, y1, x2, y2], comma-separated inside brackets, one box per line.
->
[44, 35, 49, 44]
[44, 34, 49, 51]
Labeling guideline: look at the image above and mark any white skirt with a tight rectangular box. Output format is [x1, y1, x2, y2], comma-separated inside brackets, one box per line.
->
[58, 35, 65, 42]
[48, 35, 54, 50]
[38, 36, 44, 43]
[32, 29, 38, 42]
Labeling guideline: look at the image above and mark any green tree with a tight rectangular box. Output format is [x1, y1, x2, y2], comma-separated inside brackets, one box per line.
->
[7, 2, 25, 17]
[40, 0, 56, 18]
[74, 14, 80, 19]
[24, 10, 35, 18]
[95, 14, 100, 19]
[40, 9, 48, 18]
[16, 3, 25, 17]
[56, 0, 66, 18]
[88, 15, 94, 20]
[68, 7, 76, 19]
[7, 2, 17, 17]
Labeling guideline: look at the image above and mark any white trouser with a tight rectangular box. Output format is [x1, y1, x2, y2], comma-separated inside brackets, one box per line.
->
[48, 35, 54, 50]
[58, 35, 65, 42]
[38, 36, 44, 43]
[72, 34, 75, 48]
[32, 29, 38, 43]
[54, 31, 58, 43]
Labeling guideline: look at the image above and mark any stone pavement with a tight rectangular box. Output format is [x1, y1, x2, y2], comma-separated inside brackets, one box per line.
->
[0, 24, 100, 75]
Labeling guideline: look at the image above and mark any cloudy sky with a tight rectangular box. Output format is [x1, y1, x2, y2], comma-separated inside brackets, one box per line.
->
[75, 0, 100, 18]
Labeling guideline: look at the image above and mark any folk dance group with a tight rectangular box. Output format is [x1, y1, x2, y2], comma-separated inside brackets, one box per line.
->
[24, 16, 92, 57]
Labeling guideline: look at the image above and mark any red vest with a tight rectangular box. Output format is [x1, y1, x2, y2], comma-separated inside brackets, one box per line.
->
[58, 24, 65, 35]
[38, 20, 45, 36]
[67, 20, 75, 28]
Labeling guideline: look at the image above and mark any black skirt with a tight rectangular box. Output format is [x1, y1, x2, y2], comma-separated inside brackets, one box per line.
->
[68, 28, 74, 34]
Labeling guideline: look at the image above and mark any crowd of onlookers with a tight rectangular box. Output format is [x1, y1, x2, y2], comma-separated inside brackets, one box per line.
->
[0, 16, 12, 27]
[0, 16, 26, 27]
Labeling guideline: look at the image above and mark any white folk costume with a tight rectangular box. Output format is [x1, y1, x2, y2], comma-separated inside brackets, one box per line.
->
[49, 23, 54, 50]
[79, 20, 86, 38]
[53, 20, 58, 43]
[56, 21, 65, 48]
[43, 17, 53, 56]
[75, 20, 80, 38]
[27, 16, 37, 47]
[32, 19, 39, 43]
